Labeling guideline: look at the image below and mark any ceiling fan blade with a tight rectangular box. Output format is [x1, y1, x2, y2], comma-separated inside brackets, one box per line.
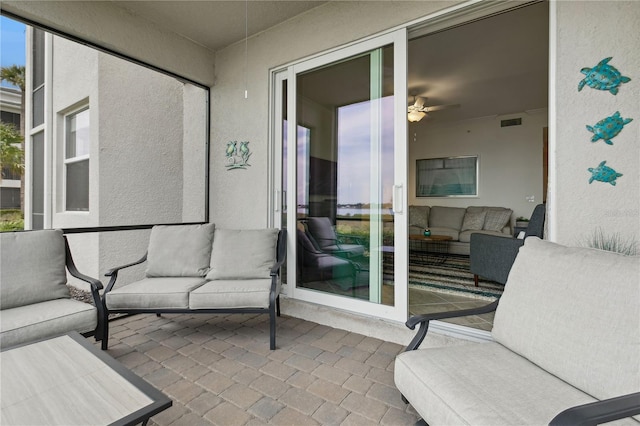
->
[425, 104, 460, 112]
[413, 96, 427, 108]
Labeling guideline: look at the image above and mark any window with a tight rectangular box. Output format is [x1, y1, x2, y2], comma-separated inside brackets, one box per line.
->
[64, 107, 89, 211]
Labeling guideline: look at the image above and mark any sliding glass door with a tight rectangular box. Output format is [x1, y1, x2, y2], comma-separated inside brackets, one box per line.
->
[273, 29, 408, 322]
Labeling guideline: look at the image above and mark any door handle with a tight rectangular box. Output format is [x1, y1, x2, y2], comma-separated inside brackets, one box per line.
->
[393, 184, 403, 214]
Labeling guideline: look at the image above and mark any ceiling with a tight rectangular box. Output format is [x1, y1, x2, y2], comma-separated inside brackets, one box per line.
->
[111, 1, 327, 52]
[109, 1, 549, 124]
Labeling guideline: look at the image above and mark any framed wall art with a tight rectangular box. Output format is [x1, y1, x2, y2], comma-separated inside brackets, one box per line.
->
[416, 156, 478, 197]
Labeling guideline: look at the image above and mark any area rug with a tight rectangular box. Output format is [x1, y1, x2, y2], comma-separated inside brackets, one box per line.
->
[407, 254, 503, 299]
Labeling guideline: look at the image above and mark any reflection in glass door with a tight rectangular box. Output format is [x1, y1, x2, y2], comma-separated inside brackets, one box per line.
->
[276, 29, 407, 322]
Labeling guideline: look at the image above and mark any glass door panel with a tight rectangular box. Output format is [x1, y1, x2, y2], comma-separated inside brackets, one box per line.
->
[287, 28, 407, 322]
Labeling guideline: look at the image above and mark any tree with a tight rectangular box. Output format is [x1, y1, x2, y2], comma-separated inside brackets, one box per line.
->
[1, 65, 26, 212]
[0, 122, 24, 183]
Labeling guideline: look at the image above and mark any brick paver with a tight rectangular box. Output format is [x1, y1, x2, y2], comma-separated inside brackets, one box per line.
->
[101, 312, 420, 425]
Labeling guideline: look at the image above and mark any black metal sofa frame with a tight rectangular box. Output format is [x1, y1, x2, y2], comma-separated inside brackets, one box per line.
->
[100, 229, 287, 351]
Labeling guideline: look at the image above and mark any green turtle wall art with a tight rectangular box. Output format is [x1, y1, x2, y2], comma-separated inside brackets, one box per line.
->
[586, 111, 633, 145]
[578, 57, 631, 95]
[588, 161, 623, 186]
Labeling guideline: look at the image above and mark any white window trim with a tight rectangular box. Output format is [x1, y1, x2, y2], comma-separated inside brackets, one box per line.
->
[63, 105, 90, 213]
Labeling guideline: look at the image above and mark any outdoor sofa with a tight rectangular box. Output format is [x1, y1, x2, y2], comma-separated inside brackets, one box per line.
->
[0, 229, 104, 349]
[409, 205, 513, 255]
[101, 224, 286, 350]
[395, 237, 640, 425]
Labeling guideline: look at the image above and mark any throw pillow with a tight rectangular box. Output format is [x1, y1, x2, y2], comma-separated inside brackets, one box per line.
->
[461, 210, 486, 231]
[483, 209, 512, 232]
[207, 228, 279, 280]
[146, 223, 215, 277]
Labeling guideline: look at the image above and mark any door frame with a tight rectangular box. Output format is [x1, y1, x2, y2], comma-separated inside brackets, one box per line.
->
[271, 28, 409, 323]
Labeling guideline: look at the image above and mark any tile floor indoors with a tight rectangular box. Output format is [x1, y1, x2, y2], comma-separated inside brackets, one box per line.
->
[100, 311, 422, 426]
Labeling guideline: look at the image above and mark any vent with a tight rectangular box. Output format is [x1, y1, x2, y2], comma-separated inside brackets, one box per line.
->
[501, 118, 522, 127]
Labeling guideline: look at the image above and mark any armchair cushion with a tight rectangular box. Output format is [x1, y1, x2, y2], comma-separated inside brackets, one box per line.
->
[206, 229, 279, 280]
[0, 230, 69, 310]
[395, 341, 599, 425]
[146, 223, 215, 278]
[0, 299, 97, 348]
[492, 238, 640, 402]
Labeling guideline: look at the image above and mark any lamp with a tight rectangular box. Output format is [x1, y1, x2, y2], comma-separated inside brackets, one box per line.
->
[408, 110, 426, 122]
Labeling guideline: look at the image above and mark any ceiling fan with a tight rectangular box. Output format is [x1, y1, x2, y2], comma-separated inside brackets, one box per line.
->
[407, 96, 460, 122]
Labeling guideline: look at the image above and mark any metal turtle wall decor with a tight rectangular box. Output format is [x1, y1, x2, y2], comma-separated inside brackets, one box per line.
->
[586, 111, 633, 145]
[578, 57, 631, 95]
[588, 161, 623, 186]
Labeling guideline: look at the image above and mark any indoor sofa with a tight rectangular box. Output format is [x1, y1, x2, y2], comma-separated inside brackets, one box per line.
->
[395, 237, 640, 425]
[409, 205, 512, 255]
[101, 224, 286, 350]
[0, 229, 104, 349]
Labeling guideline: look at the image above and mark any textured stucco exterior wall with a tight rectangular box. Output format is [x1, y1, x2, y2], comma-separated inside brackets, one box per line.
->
[211, 1, 464, 228]
[98, 54, 184, 226]
[553, 1, 639, 246]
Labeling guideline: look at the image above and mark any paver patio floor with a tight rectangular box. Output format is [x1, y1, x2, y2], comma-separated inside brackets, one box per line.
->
[101, 312, 421, 425]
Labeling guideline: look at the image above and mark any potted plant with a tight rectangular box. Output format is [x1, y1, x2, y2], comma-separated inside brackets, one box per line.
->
[515, 216, 530, 228]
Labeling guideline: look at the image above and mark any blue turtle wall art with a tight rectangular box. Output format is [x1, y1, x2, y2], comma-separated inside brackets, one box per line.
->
[578, 57, 631, 95]
[588, 161, 623, 186]
[586, 111, 633, 145]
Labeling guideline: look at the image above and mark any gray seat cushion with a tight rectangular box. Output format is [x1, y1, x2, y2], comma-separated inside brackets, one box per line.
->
[1, 230, 69, 310]
[0, 299, 97, 349]
[189, 279, 275, 309]
[395, 342, 607, 426]
[106, 277, 206, 309]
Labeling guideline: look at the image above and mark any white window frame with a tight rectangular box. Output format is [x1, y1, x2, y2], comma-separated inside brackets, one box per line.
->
[63, 105, 90, 212]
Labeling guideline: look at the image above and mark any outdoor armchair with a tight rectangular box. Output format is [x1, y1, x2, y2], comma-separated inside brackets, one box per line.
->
[0, 229, 104, 348]
[304, 217, 366, 259]
[396, 237, 640, 425]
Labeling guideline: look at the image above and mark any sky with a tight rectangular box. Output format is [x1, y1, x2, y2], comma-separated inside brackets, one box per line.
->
[1, 16, 26, 88]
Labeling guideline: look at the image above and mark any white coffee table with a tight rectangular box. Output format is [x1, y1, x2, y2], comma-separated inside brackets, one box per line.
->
[1, 332, 171, 426]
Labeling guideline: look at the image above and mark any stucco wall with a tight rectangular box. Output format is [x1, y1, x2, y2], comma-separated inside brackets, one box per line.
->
[409, 110, 547, 223]
[553, 1, 639, 247]
[210, 1, 464, 228]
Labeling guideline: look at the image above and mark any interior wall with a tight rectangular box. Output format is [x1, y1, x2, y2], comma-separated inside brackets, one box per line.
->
[409, 109, 547, 223]
[553, 1, 639, 247]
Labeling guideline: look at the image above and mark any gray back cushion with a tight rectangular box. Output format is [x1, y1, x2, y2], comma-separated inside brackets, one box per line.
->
[492, 238, 640, 401]
[1, 230, 69, 309]
[305, 217, 337, 249]
[428, 206, 466, 229]
[207, 229, 279, 280]
[146, 223, 215, 277]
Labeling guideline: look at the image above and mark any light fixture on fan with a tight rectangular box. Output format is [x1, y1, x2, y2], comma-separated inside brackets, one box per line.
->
[408, 109, 426, 122]
[407, 96, 428, 122]
[407, 96, 460, 122]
